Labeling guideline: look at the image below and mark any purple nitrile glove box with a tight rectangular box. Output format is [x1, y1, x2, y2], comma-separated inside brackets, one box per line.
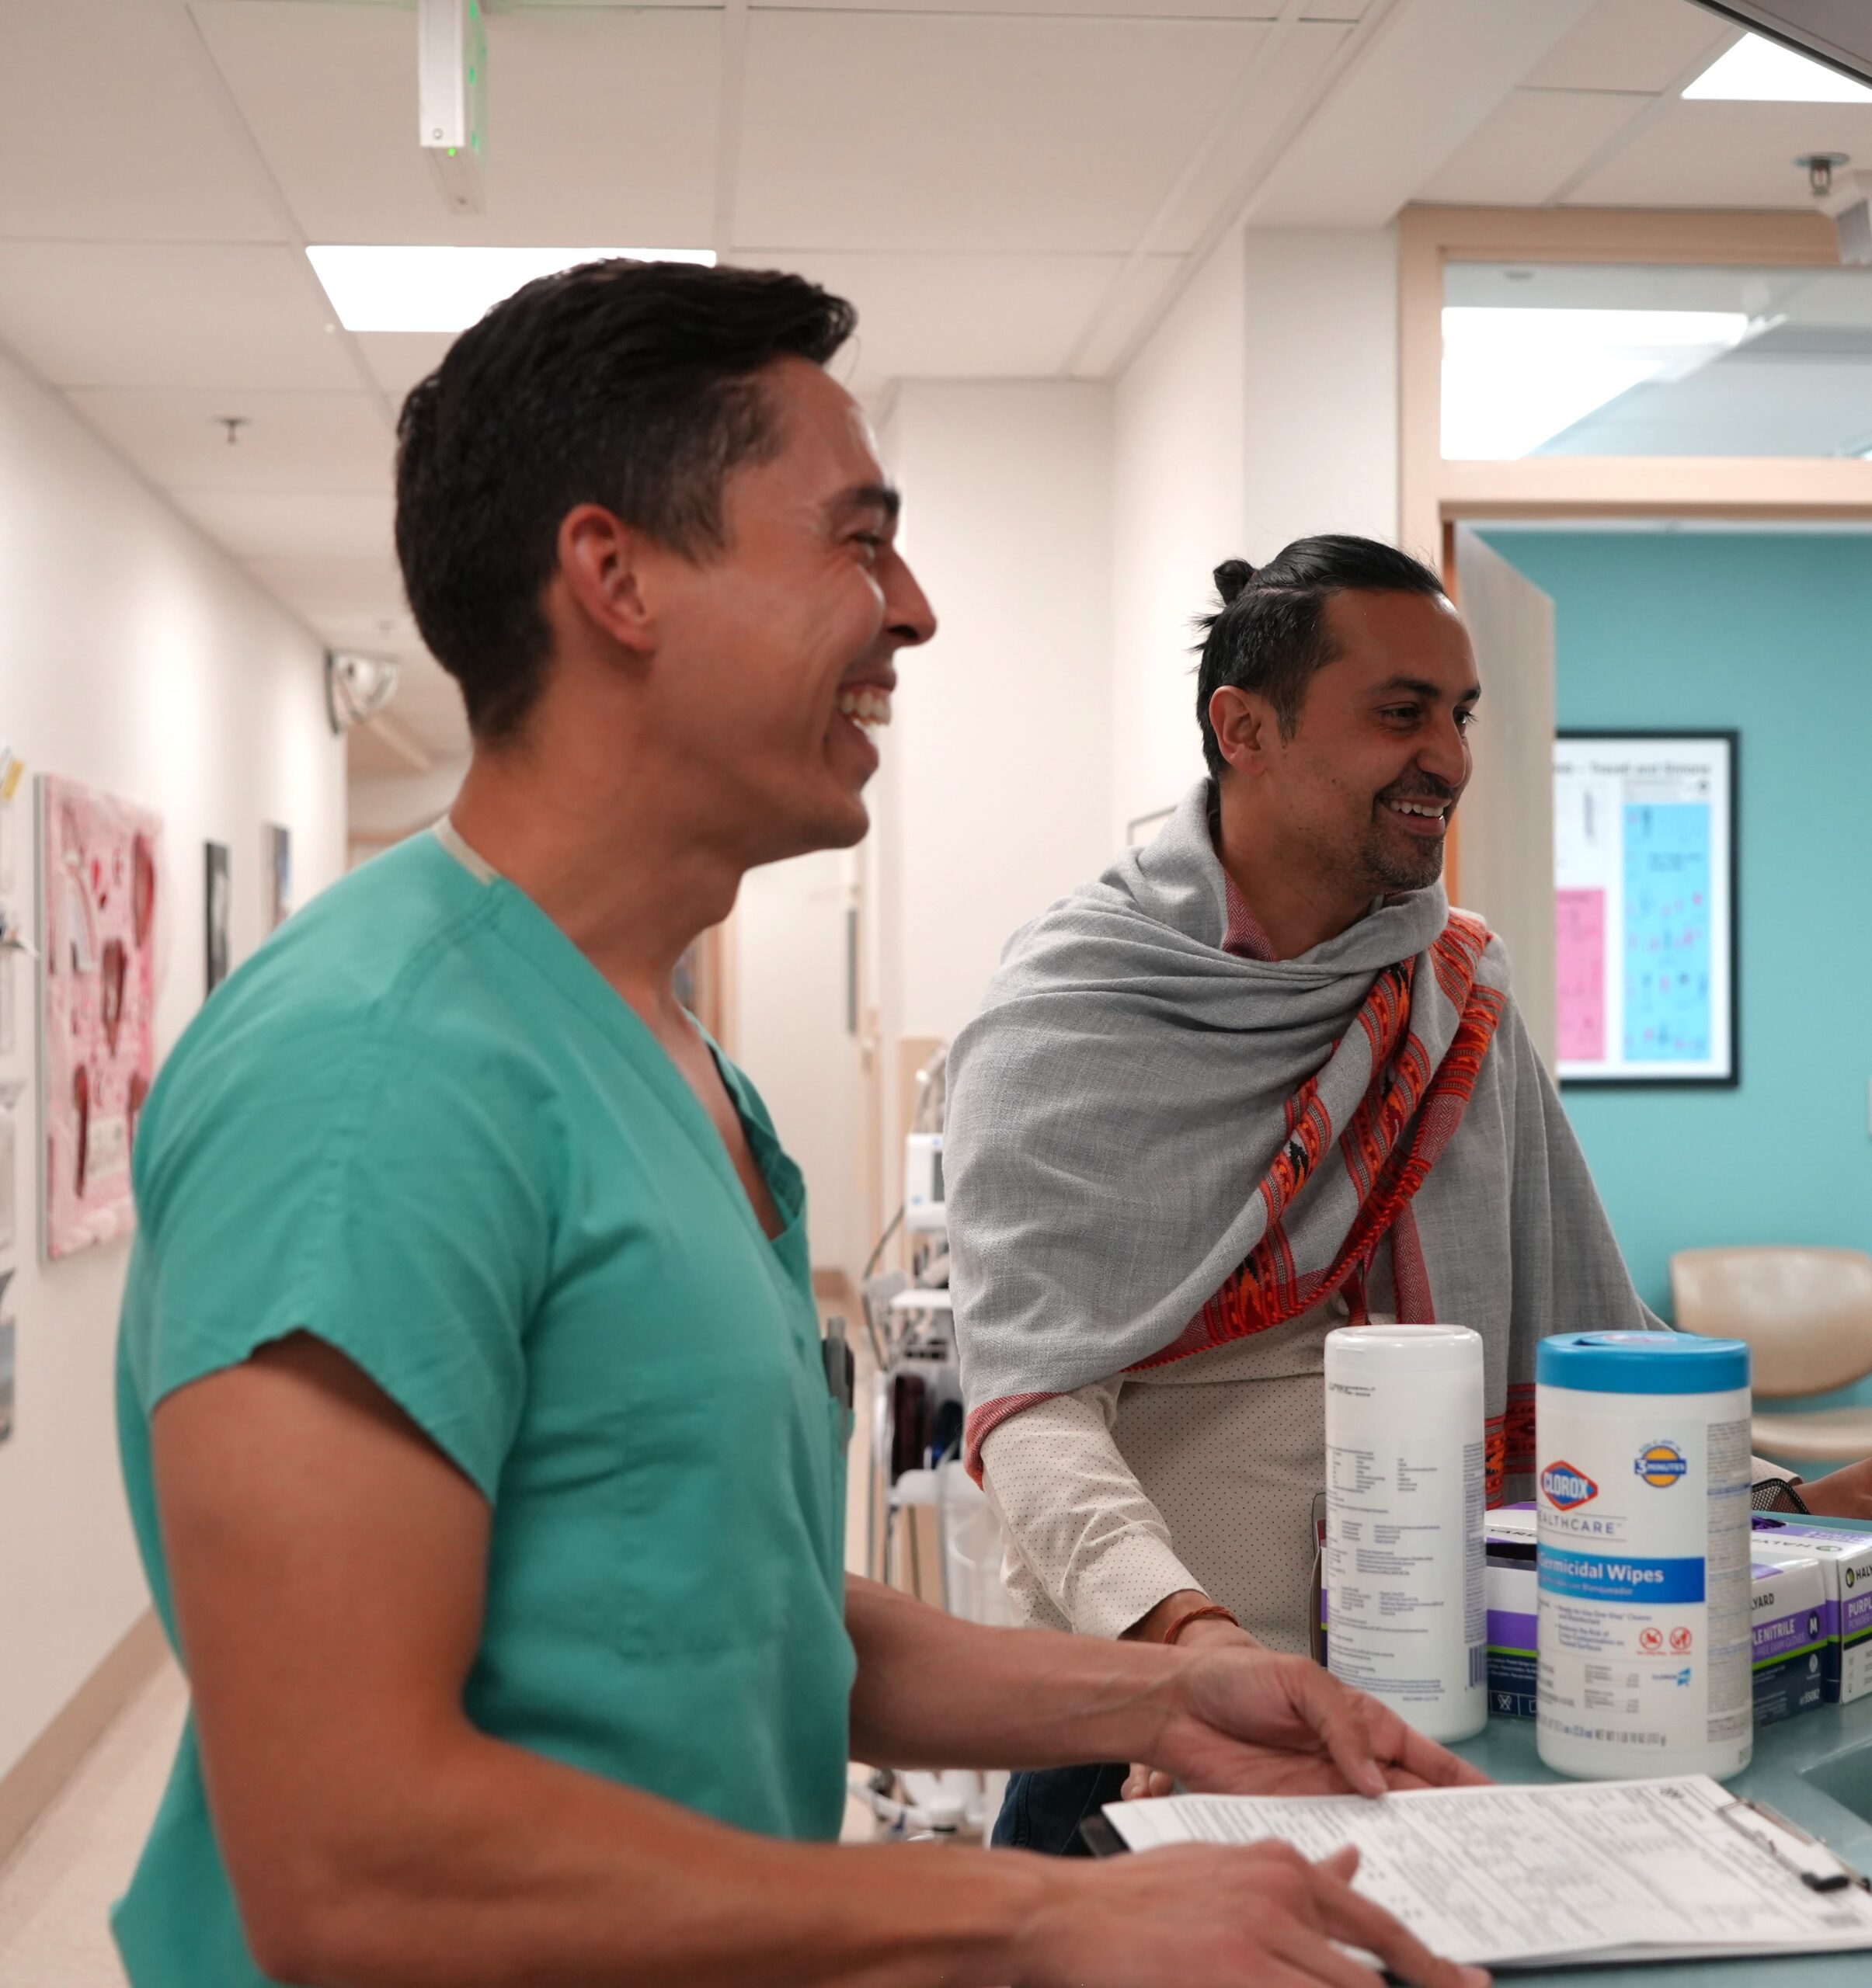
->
[1750, 1514, 1872, 1705]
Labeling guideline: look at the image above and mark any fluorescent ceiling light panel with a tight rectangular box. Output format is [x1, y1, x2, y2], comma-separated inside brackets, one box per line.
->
[1684, 31, 1872, 101]
[306, 245, 717, 333]
[1442, 308, 1753, 459]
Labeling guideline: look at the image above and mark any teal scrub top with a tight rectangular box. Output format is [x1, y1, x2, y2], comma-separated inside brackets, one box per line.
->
[112, 831, 855, 1988]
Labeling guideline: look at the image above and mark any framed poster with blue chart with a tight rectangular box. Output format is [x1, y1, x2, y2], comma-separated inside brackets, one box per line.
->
[1553, 732, 1737, 1088]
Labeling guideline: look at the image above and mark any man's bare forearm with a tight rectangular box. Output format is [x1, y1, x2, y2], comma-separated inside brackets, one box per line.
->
[256, 1722, 1049, 1988]
[277, 1583, 1371, 1986]
[845, 1574, 1179, 1771]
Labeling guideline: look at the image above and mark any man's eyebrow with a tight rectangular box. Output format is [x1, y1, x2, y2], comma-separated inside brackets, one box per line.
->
[826, 481, 901, 525]
[1373, 675, 1481, 702]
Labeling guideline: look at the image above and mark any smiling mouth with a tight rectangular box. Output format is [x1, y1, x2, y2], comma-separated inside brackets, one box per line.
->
[835, 686, 893, 732]
[1381, 795, 1451, 833]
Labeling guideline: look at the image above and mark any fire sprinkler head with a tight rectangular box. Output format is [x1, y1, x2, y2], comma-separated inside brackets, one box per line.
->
[1798, 152, 1852, 198]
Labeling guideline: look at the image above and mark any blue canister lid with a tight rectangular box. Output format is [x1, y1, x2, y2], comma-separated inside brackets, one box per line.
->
[1538, 1330, 1750, 1395]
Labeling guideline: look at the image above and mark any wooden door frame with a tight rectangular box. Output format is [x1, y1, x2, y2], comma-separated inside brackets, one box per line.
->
[1407, 204, 1872, 904]
[1400, 203, 1872, 559]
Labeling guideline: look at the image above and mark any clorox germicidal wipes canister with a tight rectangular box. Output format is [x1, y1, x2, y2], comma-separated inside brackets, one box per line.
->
[1535, 1332, 1752, 1782]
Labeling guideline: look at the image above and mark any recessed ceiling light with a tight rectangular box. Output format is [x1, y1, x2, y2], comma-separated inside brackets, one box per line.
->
[1684, 33, 1872, 103]
[1442, 308, 1754, 459]
[305, 245, 717, 334]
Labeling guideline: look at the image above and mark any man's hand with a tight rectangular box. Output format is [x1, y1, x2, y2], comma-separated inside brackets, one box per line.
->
[1138, 1644, 1490, 1800]
[1014, 1840, 1488, 1988]
[1798, 1459, 1872, 1521]
[1122, 1601, 1260, 1799]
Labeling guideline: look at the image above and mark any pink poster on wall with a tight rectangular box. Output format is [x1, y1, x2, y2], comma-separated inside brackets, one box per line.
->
[1555, 886, 1606, 1065]
[40, 776, 161, 1260]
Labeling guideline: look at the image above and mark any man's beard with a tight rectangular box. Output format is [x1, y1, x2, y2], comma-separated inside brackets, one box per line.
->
[1366, 824, 1447, 894]
[1363, 779, 1458, 893]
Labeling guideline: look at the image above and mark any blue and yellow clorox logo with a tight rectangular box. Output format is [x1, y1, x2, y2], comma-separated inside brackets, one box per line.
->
[1541, 1461, 1598, 1509]
[1635, 1441, 1688, 1488]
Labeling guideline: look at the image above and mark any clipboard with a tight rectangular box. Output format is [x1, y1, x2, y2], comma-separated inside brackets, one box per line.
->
[1081, 1792, 1871, 1890]
[1080, 1776, 1872, 1969]
[1715, 1795, 1870, 1895]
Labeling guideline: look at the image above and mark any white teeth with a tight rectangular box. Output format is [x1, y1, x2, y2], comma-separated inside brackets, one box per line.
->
[1390, 801, 1444, 818]
[836, 687, 893, 731]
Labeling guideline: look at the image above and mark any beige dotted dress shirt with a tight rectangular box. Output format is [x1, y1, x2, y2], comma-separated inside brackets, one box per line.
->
[981, 1271, 1396, 1656]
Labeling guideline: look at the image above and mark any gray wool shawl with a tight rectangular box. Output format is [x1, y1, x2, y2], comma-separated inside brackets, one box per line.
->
[945, 780, 1654, 1500]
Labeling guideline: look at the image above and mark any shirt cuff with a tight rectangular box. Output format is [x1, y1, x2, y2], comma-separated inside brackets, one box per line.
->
[1063, 1528, 1206, 1642]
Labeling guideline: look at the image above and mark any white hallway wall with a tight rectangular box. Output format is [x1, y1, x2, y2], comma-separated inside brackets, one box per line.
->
[1240, 228, 1401, 558]
[1110, 228, 1247, 838]
[1111, 224, 1403, 836]
[0, 339, 345, 1787]
[878, 378, 1115, 1049]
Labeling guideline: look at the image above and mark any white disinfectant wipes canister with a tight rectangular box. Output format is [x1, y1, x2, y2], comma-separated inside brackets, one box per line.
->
[1324, 1324, 1486, 1743]
[1535, 1331, 1753, 1782]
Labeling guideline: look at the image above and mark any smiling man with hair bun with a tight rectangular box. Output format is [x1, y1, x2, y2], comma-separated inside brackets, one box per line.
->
[947, 533, 1872, 1858]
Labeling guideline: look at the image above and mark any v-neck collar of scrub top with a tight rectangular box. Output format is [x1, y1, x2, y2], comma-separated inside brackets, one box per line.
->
[430, 818, 803, 1274]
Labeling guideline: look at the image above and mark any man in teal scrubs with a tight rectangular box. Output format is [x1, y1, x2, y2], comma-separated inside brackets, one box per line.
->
[115, 260, 1486, 1988]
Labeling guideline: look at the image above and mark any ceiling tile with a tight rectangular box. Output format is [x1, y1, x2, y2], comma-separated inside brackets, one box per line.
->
[69, 388, 393, 494]
[174, 490, 397, 563]
[1418, 88, 1647, 205]
[1523, 0, 1734, 96]
[1151, 23, 1348, 255]
[1566, 99, 1872, 207]
[314, 603, 430, 664]
[353, 332, 460, 405]
[1250, 0, 1599, 226]
[1069, 255, 1187, 376]
[753, 252, 1166, 394]
[193, 2, 718, 246]
[733, 14, 1272, 254]
[0, 0, 284, 242]
[755, 0, 1286, 12]
[0, 242, 360, 391]
[247, 552, 409, 631]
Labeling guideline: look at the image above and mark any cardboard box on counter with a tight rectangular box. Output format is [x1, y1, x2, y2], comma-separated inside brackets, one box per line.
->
[1750, 1515, 1872, 1706]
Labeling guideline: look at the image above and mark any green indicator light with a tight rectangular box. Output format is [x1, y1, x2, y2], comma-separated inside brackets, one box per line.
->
[447, 146, 458, 157]
[468, 68, 475, 83]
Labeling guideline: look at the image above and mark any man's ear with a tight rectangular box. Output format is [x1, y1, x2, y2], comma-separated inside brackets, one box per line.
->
[1209, 686, 1279, 778]
[552, 503, 659, 659]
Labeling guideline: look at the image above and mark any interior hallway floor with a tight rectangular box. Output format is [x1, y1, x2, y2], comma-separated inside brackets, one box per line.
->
[0, 1658, 186, 1988]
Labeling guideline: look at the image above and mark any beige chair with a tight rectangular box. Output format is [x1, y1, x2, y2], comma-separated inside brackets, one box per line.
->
[1670, 1247, 1872, 1465]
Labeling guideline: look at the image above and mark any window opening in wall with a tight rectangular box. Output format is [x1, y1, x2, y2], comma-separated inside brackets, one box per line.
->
[1442, 261, 1872, 462]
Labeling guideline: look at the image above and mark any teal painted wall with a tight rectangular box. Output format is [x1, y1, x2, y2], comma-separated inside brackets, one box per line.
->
[1478, 530, 1872, 1352]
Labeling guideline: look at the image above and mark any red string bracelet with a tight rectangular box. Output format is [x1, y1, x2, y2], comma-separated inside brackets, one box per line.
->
[1162, 1602, 1238, 1646]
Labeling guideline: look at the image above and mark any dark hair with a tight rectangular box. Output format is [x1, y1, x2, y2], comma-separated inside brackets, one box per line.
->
[1195, 536, 1447, 777]
[395, 259, 857, 740]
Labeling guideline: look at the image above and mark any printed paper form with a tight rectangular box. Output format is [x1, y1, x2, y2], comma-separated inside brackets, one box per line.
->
[1103, 1776, 1872, 1969]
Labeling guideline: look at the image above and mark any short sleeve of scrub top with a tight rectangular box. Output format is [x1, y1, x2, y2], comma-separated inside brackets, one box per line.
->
[124, 1003, 541, 1500]
[113, 832, 856, 1988]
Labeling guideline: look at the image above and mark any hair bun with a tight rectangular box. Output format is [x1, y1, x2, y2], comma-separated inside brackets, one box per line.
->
[1213, 558, 1257, 606]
